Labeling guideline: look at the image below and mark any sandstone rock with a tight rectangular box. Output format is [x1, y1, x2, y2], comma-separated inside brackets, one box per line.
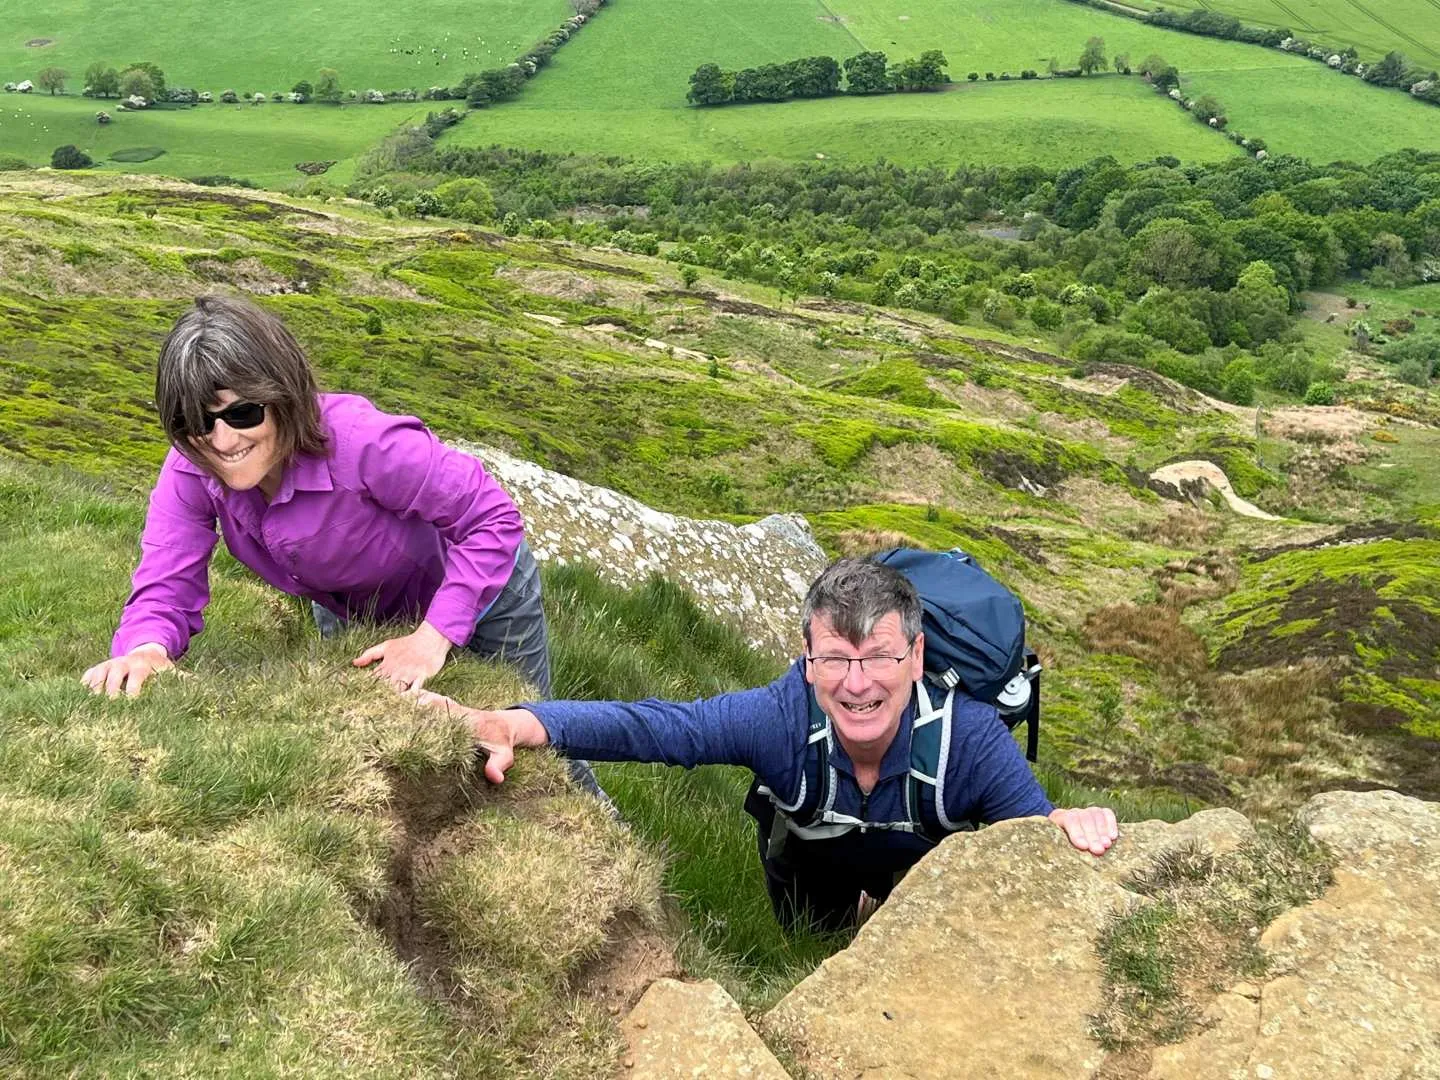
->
[1145, 789, 1440, 1080]
[1091, 807, 1254, 886]
[765, 818, 1133, 1079]
[1147, 990, 1258, 1078]
[460, 445, 828, 659]
[622, 979, 790, 1079]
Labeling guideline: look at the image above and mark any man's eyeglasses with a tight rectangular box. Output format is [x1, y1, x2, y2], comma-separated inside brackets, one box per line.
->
[806, 642, 914, 678]
[177, 401, 267, 436]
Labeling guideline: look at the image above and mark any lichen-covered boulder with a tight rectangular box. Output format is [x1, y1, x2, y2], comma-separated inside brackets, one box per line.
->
[1151, 789, 1440, 1079]
[765, 818, 1132, 1079]
[462, 444, 828, 660]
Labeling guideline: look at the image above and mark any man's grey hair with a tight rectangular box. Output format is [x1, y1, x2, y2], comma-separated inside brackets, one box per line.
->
[157, 294, 328, 470]
[802, 557, 921, 648]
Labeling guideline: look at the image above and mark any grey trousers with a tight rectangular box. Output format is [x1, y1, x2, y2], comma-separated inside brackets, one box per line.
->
[313, 541, 606, 799]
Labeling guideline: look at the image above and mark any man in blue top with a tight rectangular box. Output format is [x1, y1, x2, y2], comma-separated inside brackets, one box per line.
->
[418, 557, 1117, 930]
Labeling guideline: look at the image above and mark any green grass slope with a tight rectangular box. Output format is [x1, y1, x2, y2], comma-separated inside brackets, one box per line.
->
[2, 175, 1438, 1065]
[0, 456, 667, 1077]
[1125, 0, 1440, 68]
[0, 0, 571, 95]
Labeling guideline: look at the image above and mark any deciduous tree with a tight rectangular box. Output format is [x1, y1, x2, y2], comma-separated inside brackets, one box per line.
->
[83, 62, 119, 98]
[434, 177, 495, 223]
[1079, 37, 1106, 76]
[37, 67, 67, 95]
[1363, 51, 1409, 87]
[51, 144, 92, 169]
[843, 51, 889, 94]
[122, 62, 165, 99]
[687, 63, 731, 106]
[315, 68, 341, 104]
[118, 68, 156, 102]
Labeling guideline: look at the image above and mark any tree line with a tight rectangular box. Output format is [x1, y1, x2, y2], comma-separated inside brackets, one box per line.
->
[350, 133, 1440, 402]
[686, 50, 947, 106]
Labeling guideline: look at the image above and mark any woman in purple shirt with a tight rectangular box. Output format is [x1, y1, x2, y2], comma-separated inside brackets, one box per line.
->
[82, 294, 551, 703]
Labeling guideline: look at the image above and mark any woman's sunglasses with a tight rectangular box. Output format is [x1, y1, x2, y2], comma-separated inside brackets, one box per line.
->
[177, 401, 268, 435]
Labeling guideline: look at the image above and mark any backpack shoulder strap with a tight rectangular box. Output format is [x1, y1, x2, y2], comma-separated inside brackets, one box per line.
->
[755, 686, 831, 819]
[908, 680, 963, 837]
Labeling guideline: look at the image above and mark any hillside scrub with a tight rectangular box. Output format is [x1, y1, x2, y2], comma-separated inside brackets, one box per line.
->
[374, 144, 1440, 402]
[2, 170, 1434, 836]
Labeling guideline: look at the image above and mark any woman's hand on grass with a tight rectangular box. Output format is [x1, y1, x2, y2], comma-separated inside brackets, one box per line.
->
[352, 620, 452, 691]
[408, 690, 547, 784]
[81, 643, 174, 698]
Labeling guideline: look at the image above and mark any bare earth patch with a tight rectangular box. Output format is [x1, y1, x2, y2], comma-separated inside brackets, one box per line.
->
[1149, 461, 1281, 520]
[498, 266, 649, 307]
[1262, 405, 1373, 442]
[573, 913, 680, 1013]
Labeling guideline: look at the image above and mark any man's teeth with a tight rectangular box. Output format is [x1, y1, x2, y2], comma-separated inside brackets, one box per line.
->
[844, 701, 881, 713]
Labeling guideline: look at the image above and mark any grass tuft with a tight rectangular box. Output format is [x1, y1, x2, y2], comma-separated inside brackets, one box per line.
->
[1091, 826, 1332, 1051]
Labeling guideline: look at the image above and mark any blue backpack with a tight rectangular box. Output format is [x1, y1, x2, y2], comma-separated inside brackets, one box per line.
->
[873, 547, 1040, 762]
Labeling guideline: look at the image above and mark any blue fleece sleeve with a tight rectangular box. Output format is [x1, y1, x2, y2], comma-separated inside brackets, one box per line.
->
[527, 664, 805, 776]
[946, 699, 1053, 824]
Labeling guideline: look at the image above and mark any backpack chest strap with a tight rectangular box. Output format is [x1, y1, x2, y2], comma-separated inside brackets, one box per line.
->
[759, 680, 958, 847]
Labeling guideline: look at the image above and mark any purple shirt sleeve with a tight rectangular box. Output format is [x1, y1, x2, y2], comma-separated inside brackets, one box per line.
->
[347, 410, 524, 646]
[112, 450, 219, 659]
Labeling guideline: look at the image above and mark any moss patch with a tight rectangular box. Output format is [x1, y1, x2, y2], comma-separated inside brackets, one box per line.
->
[1210, 537, 1440, 791]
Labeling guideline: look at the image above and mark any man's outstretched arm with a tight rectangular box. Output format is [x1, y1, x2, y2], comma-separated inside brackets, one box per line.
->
[412, 671, 802, 784]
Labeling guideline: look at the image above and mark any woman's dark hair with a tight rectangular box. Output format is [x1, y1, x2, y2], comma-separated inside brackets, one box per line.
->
[157, 294, 327, 468]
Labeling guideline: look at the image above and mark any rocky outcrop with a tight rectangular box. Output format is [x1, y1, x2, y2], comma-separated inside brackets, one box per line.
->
[1150, 789, 1440, 1080]
[463, 444, 827, 661]
[1148, 460, 1280, 520]
[765, 816, 1138, 1079]
[621, 979, 790, 1079]
[623, 791, 1436, 1079]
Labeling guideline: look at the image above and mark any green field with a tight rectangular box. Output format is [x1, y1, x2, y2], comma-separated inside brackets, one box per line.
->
[0, 0, 571, 94]
[1126, 0, 1440, 68]
[455, 75, 1240, 167]
[1194, 65, 1440, 163]
[3, 0, 1440, 193]
[0, 95, 426, 186]
[4, 0, 1440, 184]
[448, 0, 1440, 168]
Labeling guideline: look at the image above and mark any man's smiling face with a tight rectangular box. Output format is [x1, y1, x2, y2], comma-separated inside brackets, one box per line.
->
[805, 610, 924, 761]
